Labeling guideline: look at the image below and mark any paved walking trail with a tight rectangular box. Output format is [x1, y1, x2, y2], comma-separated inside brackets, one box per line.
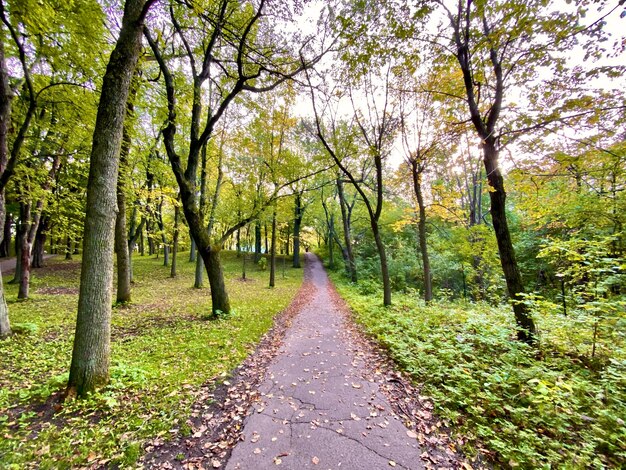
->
[0, 254, 56, 273]
[227, 254, 424, 470]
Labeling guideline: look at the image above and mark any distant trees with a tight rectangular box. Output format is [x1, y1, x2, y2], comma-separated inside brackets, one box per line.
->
[145, 0, 331, 316]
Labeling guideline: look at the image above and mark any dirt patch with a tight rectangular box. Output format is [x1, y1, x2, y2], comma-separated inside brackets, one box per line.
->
[3, 391, 74, 440]
[141, 261, 316, 469]
[327, 282, 491, 469]
[36, 287, 79, 295]
[112, 314, 198, 341]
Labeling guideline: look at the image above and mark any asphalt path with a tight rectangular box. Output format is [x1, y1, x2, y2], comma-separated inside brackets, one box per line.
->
[0, 254, 56, 274]
[226, 253, 425, 470]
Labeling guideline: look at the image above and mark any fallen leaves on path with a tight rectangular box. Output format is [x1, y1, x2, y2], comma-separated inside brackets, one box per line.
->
[141, 266, 317, 469]
[327, 282, 485, 469]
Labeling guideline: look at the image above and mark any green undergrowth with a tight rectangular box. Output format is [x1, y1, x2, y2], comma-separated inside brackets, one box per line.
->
[0, 251, 303, 468]
[330, 273, 626, 469]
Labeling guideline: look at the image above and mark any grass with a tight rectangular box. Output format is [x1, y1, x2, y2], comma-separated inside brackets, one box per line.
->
[0, 251, 303, 469]
[330, 273, 626, 469]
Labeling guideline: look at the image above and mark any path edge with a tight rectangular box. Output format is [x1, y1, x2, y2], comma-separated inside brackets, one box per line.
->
[325, 276, 488, 470]
[141, 258, 317, 469]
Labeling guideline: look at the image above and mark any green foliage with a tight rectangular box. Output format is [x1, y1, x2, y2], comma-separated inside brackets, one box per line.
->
[332, 274, 626, 468]
[0, 252, 303, 467]
[10, 322, 39, 335]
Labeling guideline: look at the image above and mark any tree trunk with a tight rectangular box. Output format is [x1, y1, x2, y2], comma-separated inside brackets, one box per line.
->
[115, 76, 137, 303]
[171, 202, 179, 277]
[372, 221, 391, 306]
[10, 222, 23, 284]
[189, 233, 196, 262]
[32, 218, 47, 269]
[17, 203, 31, 299]
[264, 223, 268, 254]
[0, 34, 12, 337]
[483, 141, 536, 342]
[201, 246, 230, 315]
[337, 178, 357, 282]
[292, 194, 303, 268]
[0, 211, 11, 257]
[410, 161, 432, 303]
[254, 222, 262, 262]
[115, 190, 131, 302]
[269, 207, 277, 287]
[127, 209, 145, 283]
[195, 253, 204, 288]
[0, 269, 9, 338]
[236, 227, 241, 257]
[67, 0, 153, 398]
[65, 236, 73, 260]
[328, 213, 335, 270]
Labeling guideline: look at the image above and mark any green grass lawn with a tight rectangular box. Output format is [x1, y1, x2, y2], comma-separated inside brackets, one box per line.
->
[330, 273, 626, 469]
[0, 251, 303, 469]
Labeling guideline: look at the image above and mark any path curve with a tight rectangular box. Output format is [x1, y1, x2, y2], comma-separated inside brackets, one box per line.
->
[226, 253, 425, 470]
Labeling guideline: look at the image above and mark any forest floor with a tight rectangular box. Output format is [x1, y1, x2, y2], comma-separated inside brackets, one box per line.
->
[145, 253, 472, 470]
[0, 251, 304, 468]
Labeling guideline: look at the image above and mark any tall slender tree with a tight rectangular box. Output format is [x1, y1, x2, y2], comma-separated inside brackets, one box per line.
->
[66, 0, 156, 397]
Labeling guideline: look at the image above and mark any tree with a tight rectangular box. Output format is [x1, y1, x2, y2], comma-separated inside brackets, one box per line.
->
[397, 80, 449, 303]
[307, 64, 399, 306]
[145, 0, 330, 315]
[66, 0, 156, 397]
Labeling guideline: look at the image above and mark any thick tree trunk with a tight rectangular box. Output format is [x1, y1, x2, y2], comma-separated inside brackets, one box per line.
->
[337, 178, 357, 282]
[411, 162, 432, 303]
[67, 0, 153, 398]
[201, 246, 230, 315]
[0, 210, 8, 336]
[269, 208, 277, 287]
[194, 253, 204, 288]
[483, 142, 536, 342]
[0, 35, 12, 337]
[292, 194, 303, 268]
[372, 222, 391, 306]
[115, 77, 136, 303]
